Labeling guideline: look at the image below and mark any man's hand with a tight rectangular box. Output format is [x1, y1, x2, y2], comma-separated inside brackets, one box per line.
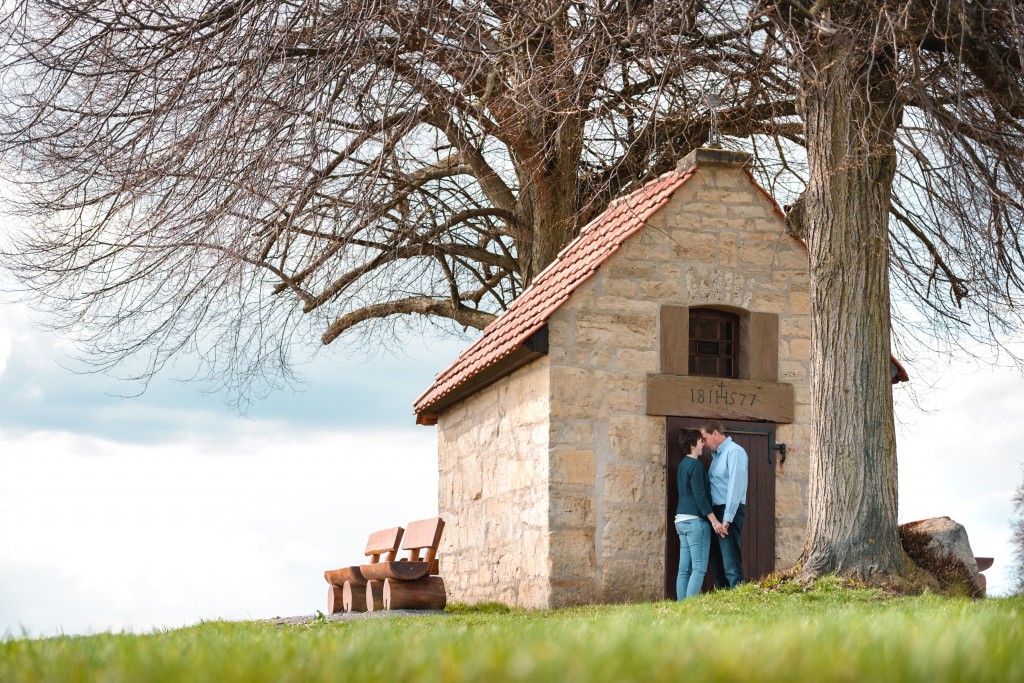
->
[720, 521, 731, 537]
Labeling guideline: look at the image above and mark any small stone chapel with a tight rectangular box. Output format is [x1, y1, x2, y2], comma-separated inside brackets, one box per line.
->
[413, 147, 905, 609]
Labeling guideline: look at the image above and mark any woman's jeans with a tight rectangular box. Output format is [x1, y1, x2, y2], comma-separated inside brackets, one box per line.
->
[675, 518, 711, 599]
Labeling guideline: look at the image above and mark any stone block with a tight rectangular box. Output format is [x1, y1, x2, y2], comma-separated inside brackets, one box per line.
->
[518, 580, 551, 609]
[683, 201, 730, 217]
[725, 202, 771, 220]
[552, 421, 594, 448]
[781, 316, 811, 338]
[531, 425, 548, 446]
[549, 318, 571, 345]
[607, 260, 658, 280]
[601, 276, 638, 299]
[675, 232, 720, 263]
[550, 491, 596, 528]
[550, 581, 598, 608]
[790, 290, 811, 315]
[507, 459, 535, 490]
[604, 463, 645, 503]
[780, 360, 808, 382]
[719, 233, 738, 267]
[775, 478, 804, 519]
[570, 343, 614, 368]
[521, 528, 548, 577]
[601, 559, 664, 603]
[637, 278, 684, 300]
[752, 289, 791, 314]
[550, 366, 604, 419]
[602, 505, 663, 555]
[775, 246, 809, 270]
[550, 530, 596, 580]
[789, 337, 810, 361]
[609, 415, 665, 463]
[458, 458, 483, 502]
[605, 375, 647, 413]
[615, 348, 658, 373]
[659, 262, 684, 285]
[557, 283, 595, 311]
[775, 521, 807, 569]
[575, 310, 657, 349]
[641, 465, 666, 505]
[736, 243, 778, 268]
[551, 448, 596, 487]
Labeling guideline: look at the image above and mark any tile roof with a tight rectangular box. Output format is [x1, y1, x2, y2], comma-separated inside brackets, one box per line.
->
[413, 167, 698, 422]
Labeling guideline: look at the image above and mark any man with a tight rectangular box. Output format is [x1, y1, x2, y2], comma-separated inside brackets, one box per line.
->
[699, 419, 749, 588]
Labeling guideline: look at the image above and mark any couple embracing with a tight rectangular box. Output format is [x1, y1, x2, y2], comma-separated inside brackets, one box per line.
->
[674, 419, 749, 599]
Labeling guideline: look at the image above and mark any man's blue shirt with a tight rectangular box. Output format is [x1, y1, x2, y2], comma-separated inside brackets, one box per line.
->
[709, 436, 748, 523]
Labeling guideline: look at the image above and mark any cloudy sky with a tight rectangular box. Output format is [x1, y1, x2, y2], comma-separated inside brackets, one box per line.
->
[1, 292, 1022, 638]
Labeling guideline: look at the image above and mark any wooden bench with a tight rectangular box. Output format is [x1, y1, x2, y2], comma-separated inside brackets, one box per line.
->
[323, 526, 404, 613]
[368, 517, 446, 612]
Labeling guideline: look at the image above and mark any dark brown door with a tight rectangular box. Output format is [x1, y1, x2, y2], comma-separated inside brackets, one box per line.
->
[665, 417, 777, 598]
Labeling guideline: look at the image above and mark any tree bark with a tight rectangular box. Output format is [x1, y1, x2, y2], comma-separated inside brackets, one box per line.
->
[800, 32, 911, 581]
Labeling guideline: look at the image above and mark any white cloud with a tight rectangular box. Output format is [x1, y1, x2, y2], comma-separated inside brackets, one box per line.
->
[0, 427, 438, 637]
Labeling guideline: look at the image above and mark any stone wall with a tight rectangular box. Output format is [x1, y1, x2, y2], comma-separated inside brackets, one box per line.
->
[545, 162, 812, 606]
[436, 356, 552, 608]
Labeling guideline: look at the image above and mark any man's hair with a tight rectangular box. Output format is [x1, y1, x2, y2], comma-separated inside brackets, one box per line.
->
[699, 419, 725, 435]
[678, 429, 702, 455]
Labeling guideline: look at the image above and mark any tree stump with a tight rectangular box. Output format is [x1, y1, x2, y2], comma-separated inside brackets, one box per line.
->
[383, 576, 446, 610]
[364, 580, 384, 612]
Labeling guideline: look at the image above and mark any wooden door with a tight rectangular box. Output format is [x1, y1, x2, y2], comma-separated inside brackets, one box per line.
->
[665, 417, 777, 598]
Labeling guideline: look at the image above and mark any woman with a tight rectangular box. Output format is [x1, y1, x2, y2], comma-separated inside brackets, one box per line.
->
[675, 429, 726, 599]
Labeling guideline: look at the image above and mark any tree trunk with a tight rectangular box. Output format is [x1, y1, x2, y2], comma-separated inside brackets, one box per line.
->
[800, 34, 911, 581]
[514, 122, 582, 284]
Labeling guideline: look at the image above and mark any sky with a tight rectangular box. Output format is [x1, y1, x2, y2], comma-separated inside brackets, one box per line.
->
[1, 293, 1022, 639]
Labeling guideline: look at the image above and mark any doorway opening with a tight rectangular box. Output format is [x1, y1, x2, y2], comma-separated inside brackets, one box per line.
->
[665, 417, 778, 598]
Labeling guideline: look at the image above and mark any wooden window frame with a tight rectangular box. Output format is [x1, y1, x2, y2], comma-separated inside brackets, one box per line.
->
[688, 308, 740, 379]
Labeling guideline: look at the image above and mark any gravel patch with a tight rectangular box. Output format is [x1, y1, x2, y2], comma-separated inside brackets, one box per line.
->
[268, 610, 448, 626]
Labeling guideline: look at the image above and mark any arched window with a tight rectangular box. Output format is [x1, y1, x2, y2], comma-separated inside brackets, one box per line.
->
[689, 308, 739, 378]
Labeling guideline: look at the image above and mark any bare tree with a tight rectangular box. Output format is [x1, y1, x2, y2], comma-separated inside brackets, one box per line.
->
[0, 0, 794, 400]
[3, 1, 1024, 583]
[765, 0, 1024, 582]
[1013, 465, 1024, 595]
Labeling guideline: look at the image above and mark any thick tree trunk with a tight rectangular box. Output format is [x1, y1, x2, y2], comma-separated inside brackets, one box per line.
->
[800, 36, 911, 581]
[515, 125, 582, 283]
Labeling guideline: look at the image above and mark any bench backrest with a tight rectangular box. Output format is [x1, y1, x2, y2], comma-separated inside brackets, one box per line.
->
[401, 517, 445, 565]
[364, 526, 404, 563]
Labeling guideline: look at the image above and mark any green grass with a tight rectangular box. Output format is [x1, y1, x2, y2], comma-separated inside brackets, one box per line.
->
[3, 583, 1022, 682]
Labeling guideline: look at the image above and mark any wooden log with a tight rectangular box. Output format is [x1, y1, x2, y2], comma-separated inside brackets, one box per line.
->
[343, 580, 368, 612]
[364, 580, 384, 612]
[328, 584, 345, 614]
[324, 566, 366, 586]
[383, 577, 447, 611]
[360, 561, 431, 582]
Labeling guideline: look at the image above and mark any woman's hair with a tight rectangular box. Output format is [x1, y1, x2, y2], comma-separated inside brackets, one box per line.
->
[678, 429, 702, 455]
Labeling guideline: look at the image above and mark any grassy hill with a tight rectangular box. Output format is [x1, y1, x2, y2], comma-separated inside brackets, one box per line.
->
[3, 580, 1022, 682]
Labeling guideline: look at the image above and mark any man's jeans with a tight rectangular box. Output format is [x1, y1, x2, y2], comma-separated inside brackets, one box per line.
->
[710, 503, 745, 588]
[675, 518, 711, 599]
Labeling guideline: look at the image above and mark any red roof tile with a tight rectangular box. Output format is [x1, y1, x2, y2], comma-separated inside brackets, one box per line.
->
[413, 167, 697, 421]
